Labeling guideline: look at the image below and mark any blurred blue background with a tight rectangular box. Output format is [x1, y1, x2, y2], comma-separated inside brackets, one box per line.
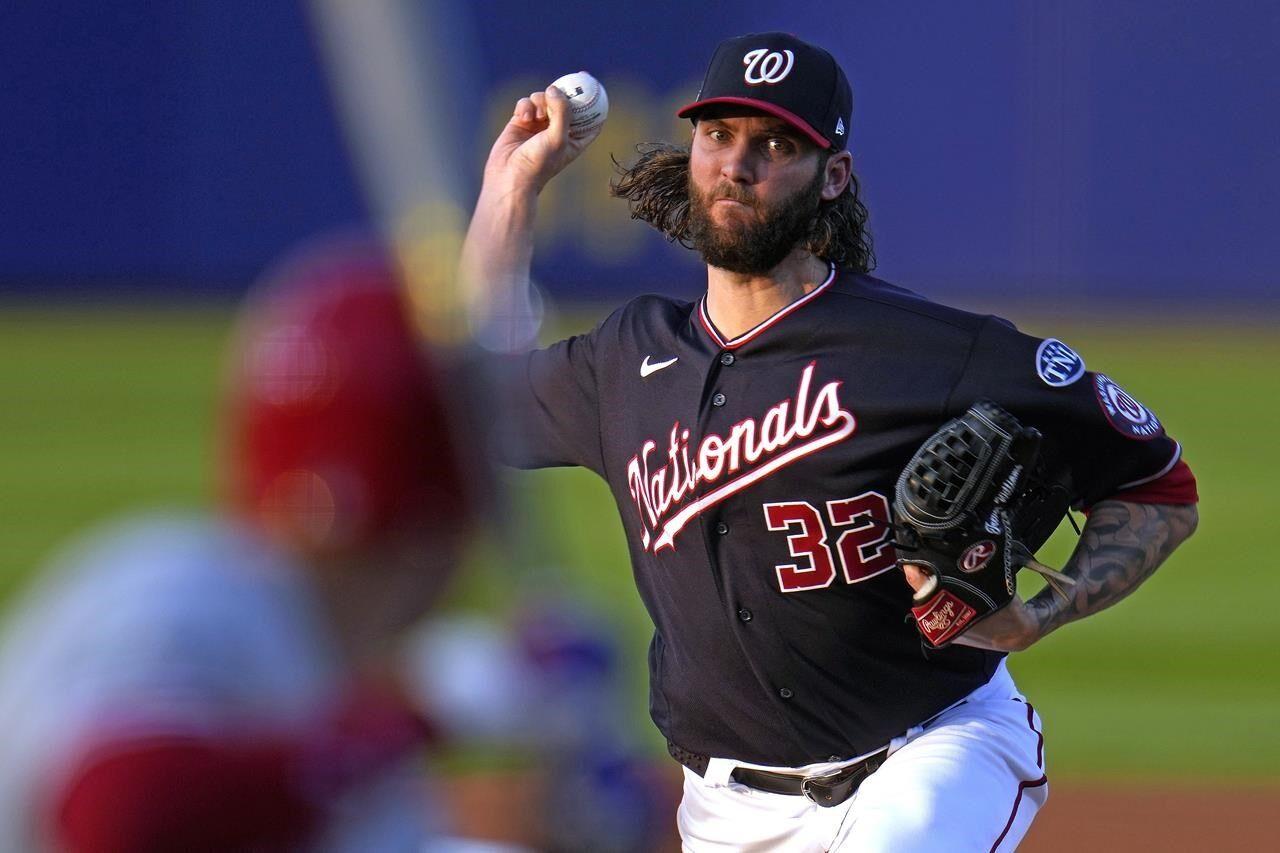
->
[2, 0, 1275, 304]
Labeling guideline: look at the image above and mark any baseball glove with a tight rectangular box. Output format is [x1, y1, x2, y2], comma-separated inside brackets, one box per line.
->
[893, 400, 1075, 648]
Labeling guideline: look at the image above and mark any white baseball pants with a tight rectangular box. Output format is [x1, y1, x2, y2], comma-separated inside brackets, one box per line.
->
[677, 661, 1047, 852]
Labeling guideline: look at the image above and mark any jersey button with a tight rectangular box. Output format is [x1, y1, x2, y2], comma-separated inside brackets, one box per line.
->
[715, 521, 729, 535]
[720, 352, 735, 366]
[737, 608, 752, 622]
[779, 687, 794, 699]
[712, 393, 727, 407]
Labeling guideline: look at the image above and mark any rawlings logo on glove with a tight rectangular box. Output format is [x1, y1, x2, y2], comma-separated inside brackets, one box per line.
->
[893, 400, 1075, 648]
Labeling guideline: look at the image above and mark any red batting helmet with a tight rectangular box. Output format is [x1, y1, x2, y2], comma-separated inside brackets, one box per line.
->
[223, 236, 480, 554]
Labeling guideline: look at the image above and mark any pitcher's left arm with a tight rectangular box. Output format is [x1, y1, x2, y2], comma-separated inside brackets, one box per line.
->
[939, 500, 1199, 652]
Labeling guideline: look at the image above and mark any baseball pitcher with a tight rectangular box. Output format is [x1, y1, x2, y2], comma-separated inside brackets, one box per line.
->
[462, 33, 1199, 851]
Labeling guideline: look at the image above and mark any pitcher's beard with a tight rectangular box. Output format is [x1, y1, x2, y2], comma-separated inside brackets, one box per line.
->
[687, 169, 825, 275]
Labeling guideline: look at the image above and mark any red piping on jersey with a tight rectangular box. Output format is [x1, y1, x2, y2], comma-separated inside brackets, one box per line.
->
[1109, 457, 1198, 505]
[698, 263, 837, 350]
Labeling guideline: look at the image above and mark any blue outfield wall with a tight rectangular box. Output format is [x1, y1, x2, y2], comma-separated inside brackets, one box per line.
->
[0, 0, 1276, 304]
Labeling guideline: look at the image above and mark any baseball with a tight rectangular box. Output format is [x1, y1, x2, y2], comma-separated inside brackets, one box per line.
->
[551, 71, 609, 138]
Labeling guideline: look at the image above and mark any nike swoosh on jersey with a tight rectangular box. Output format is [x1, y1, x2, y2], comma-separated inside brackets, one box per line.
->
[640, 355, 679, 377]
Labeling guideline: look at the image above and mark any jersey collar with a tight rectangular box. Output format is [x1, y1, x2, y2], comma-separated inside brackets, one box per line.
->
[698, 263, 837, 350]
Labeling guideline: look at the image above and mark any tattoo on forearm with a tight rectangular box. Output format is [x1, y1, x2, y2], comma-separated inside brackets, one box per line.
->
[1027, 501, 1198, 637]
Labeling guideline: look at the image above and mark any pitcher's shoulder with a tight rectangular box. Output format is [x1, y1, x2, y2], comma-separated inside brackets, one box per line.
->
[829, 271, 999, 336]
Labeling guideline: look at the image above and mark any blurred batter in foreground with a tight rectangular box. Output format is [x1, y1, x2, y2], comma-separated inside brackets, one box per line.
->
[0, 240, 485, 851]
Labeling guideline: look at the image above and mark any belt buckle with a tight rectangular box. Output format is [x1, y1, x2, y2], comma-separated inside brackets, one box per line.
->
[800, 773, 842, 807]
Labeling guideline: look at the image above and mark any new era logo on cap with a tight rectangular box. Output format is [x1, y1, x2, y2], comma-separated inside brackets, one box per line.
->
[678, 32, 854, 150]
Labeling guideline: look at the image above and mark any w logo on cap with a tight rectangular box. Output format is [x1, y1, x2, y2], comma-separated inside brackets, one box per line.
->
[743, 48, 795, 84]
[679, 33, 854, 151]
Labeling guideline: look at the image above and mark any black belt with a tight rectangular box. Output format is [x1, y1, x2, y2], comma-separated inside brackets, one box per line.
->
[668, 741, 890, 808]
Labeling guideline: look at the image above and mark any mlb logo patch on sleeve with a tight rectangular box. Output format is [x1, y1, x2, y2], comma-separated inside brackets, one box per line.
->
[1093, 374, 1164, 439]
[1035, 339, 1085, 387]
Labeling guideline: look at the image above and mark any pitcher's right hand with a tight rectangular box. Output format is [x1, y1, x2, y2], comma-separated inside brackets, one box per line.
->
[483, 83, 604, 195]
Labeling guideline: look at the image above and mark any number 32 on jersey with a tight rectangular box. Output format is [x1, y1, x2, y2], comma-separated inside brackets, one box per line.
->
[763, 492, 896, 593]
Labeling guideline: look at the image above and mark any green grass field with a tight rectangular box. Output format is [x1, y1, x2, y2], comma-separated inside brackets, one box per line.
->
[1, 306, 1275, 781]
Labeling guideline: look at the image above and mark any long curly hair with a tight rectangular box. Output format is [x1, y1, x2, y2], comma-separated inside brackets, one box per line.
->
[610, 142, 876, 273]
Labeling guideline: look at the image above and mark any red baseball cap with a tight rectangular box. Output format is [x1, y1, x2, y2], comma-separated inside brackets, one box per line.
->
[678, 32, 853, 150]
[223, 237, 482, 554]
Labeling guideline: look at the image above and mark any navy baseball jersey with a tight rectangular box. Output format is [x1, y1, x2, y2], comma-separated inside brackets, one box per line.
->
[499, 265, 1186, 766]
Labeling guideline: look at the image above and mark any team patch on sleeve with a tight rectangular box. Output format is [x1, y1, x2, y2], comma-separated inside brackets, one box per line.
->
[1093, 374, 1164, 439]
[1035, 338, 1085, 387]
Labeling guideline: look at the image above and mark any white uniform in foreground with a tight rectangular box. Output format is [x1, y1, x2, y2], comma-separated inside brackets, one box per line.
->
[0, 515, 436, 852]
[0, 238, 498, 852]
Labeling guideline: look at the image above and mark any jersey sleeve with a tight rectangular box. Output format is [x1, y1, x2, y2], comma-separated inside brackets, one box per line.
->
[493, 320, 609, 475]
[946, 317, 1195, 510]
